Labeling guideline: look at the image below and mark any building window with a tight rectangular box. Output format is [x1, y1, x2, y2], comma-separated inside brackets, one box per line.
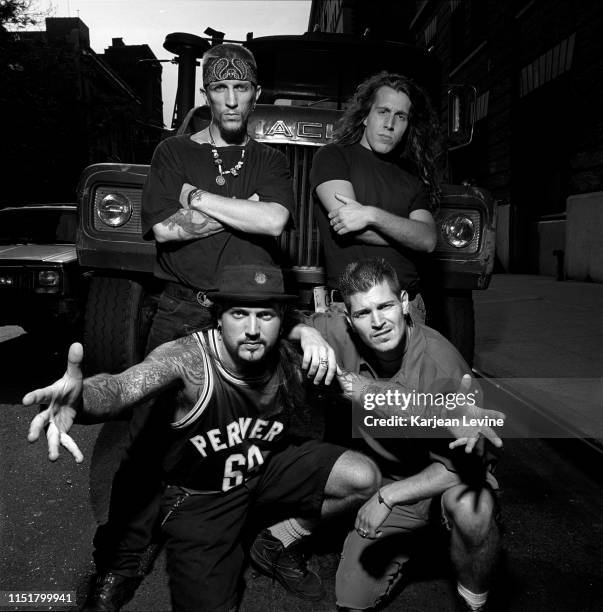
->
[450, 1, 466, 67]
[470, 0, 487, 47]
[519, 33, 576, 97]
[475, 90, 489, 122]
[424, 16, 437, 46]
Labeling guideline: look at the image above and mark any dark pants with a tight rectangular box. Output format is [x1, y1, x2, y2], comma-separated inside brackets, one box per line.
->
[93, 287, 213, 576]
[161, 440, 345, 611]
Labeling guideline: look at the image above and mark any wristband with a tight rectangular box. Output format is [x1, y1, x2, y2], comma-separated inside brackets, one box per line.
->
[377, 488, 393, 511]
[187, 188, 204, 208]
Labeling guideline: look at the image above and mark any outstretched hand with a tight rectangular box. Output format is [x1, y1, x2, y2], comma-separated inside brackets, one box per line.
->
[447, 374, 506, 453]
[23, 342, 85, 463]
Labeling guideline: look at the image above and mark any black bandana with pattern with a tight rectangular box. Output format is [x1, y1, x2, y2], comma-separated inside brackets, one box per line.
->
[203, 57, 257, 86]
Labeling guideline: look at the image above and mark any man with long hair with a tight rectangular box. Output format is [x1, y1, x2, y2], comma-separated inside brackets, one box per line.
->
[310, 71, 442, 321]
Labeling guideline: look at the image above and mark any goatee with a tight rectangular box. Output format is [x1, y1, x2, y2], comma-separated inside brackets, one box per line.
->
[220, 123, 249, 145]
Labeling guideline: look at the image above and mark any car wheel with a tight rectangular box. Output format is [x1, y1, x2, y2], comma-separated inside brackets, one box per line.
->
[83, 276, 154, 374]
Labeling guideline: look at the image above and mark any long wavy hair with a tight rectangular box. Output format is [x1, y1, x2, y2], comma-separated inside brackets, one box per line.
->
[334, 71, 443, 209]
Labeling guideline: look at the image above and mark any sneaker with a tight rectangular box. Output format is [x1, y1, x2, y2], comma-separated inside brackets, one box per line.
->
[81, 573, 142, 611]
[249, 529, 326, 601]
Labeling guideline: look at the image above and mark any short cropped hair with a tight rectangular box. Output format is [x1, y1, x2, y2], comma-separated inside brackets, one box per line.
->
[339, 258, 402, 307]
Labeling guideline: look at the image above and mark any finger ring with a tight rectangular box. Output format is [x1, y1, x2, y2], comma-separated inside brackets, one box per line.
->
[357, 528, 368, 538]
[319, 358, 329, 367]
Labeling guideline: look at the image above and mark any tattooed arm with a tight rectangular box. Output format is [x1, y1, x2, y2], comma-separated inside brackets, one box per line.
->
[152, 184, 287, 242]
[152, 207, 226, 243]
[23, 336, 206, 462]
[181, 183, 289, 237]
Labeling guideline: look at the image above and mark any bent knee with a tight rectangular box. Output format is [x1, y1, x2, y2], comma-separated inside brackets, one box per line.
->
[443, 484, 496, 536]
[332, 451, 381, 498]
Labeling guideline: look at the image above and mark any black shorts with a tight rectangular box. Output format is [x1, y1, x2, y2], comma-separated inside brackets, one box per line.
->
[160, 439, 347, 612]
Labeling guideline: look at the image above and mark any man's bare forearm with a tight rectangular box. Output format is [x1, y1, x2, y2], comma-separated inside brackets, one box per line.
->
[381, 462, 460, 507]
[79, 340, 196, 420]
[82, 374, 129, 419]
[154, 209, 225, 243]
[190, 190, 289, 236]
[350, 229, 389, 246]
[369, 208, 437, 252]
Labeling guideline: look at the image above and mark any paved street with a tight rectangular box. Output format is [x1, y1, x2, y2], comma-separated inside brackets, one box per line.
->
[1, 277, 602, 612]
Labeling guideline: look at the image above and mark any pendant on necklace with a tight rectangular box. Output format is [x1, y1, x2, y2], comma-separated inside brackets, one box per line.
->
[216, 175, 226, 186]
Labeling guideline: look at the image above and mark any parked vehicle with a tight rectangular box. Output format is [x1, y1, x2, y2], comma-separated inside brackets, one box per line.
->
[0, 204, 85, 341]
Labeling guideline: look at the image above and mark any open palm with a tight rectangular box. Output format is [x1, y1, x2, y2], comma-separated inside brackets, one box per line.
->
[23, 342, 85, 463]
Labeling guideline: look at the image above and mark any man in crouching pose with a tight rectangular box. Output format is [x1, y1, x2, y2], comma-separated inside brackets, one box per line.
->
[323, 258, 502, 611]
[24, 264, 381, 612]
[260, 257, 503, 610]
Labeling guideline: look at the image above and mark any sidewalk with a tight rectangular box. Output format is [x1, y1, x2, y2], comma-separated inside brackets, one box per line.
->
[474, 274, 603, 441]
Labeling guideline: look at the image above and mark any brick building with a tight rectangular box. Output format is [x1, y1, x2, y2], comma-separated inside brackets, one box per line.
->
[308, 0, 603, 280]
[100, 37, 163, 132]
[2, 18, 163, 204]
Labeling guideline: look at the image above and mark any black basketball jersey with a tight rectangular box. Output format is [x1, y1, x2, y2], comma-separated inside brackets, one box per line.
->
[162, 329, 288, 492]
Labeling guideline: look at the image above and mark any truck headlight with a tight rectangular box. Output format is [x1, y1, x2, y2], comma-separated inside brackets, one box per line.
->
[38, 270, 60, 286]
[442, 214, 475, 248]
[97, 193, 133, 227]
[35, 269, 61, 293]
[0, 275, 14, 286]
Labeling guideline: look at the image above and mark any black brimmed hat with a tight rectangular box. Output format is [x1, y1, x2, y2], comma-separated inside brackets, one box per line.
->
[209, 264, 297, 303]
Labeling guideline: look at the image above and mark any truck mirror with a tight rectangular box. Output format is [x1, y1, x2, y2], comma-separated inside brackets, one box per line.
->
[447, 84, 476, 150]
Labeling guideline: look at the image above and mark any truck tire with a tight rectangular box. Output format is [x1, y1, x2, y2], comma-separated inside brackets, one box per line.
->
[441, 291, 475, 367]
[84, 276, 154, 374]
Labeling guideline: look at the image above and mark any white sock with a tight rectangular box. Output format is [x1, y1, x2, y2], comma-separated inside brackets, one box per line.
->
[457, 583, 488, 611]
[268, 519, 312, 548]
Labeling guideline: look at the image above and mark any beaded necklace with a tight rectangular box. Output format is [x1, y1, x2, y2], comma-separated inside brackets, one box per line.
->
[208, 127, 247, 186]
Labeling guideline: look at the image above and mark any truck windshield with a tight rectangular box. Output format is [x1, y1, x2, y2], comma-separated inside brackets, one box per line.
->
[0, 209, 76, 245]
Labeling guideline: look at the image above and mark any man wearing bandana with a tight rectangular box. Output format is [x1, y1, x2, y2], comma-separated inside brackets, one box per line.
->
[84, 44, 297, 611]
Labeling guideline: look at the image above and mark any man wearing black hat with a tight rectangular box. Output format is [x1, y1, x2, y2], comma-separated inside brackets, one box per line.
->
[24, 264, 381, 612]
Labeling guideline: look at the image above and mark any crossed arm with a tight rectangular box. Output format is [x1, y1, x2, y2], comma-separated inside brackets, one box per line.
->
[315, 179, 437, 252]
[153, 183, 290, 242]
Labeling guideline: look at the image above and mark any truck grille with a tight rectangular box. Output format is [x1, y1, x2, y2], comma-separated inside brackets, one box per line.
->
[268, 144, 324, 274]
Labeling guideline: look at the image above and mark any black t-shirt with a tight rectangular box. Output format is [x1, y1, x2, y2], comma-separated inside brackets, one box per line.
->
[141, 135, 295, 290]
[310, 142, 429, 287]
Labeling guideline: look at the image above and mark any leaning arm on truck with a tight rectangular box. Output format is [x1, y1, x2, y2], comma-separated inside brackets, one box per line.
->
[23, 337, 203, 462]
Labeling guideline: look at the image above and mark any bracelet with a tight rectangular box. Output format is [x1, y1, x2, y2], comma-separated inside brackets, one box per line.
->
[187, 188, 204, 208]
[377, 488, 393, 511]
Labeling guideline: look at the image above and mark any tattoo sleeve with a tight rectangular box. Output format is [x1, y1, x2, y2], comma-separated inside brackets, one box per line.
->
[161, 209, 225, 240]
[80, 336, 207, 419]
